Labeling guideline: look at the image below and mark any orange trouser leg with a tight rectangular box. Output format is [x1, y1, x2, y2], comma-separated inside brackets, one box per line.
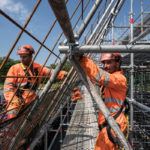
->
[6, 98, 21, 120]
[95, 113, 127, 150]
[94, 128, 118, 150]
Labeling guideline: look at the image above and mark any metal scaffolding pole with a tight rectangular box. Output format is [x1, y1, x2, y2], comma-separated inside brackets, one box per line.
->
[76, 0, 102, 38]
[59, 44, 150, 53]
[79, 0, 124, 46]
[8, 56, 67, 150]
[48, 0, 75, 43]
[29, 72, 77, 149]
[86, 0, 124, 46]
[129, 0, 134, 146]
[28, 0, 103, 149]
[94, 17, 111, 44]
[41, 70, 77, 124]
[93, 0, 125, 45]
[112, 22, 115, 44]
[141, 0, 144, 33]
[121, 65, 149, 69]
[126, 97, 150, 112]
[131, 27, 150, 44]
[0, 0, 42, 70]
[48, 0, 132, 149]
[87, 0, 117, 44]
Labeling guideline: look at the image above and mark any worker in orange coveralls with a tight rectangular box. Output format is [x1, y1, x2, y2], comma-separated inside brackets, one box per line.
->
[80, 53, 128, 150]
[71, 87, 82, 102]
[3, 44, 67, 121]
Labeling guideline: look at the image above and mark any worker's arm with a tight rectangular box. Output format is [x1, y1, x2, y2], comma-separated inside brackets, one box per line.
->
[71, 87, 82, 101]
[41, 66, 67, 80]
[4, 66, 20, 106]
[57, 70, 67, 80]
[3, 66, 22, 120]
[80, 56, 126, 89]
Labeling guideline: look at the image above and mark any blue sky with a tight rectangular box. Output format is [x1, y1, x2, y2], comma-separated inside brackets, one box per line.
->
[0, 0, 61, 66]
[0, 0, 150, 65]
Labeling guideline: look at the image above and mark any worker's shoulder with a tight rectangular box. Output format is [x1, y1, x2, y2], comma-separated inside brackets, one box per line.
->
[113, 70, 126, 80]
[33, 62, 42, 68]
[10, 63, 21, 69]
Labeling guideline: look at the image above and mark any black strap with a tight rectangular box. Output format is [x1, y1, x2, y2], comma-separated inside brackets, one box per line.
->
[106, 101, 130, 146]
[98, 121, 107, 131]
[107, 106, 125, 146]
[107, 123, 123, 147]
[98, 103, 126, 147]
[15, 66, 38, 114]
[98, 104, 124, 131]
[20, 65, 39, 91]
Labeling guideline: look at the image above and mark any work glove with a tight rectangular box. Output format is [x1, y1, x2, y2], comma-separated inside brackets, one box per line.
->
[80, 56, 99, 81]
[57, 70, 68, 80]
[71, 87, 82, 101]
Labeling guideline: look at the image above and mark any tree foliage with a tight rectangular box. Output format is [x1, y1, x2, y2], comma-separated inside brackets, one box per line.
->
[50, 61, 72, 72]
[62, 61, 72, 72]
[0, 57, 19, 83]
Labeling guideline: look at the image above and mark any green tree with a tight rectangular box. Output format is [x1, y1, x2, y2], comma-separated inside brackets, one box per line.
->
[62, 61, 72, 72]
[0, 57, 19, 83]
[50, 61, 72, 71]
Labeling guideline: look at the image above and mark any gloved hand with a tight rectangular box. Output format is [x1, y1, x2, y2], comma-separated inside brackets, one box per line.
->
[71, 87, 82, 101]
[80, 56, 99, 81]
[57, 70, 68, 80]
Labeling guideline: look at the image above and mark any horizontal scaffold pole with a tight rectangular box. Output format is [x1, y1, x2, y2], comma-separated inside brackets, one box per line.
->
[126, 97, 150, 112]
[59, 45, 150, 53]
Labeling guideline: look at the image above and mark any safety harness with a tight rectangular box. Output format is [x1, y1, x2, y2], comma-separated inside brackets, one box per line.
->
[98, 99, 129, 147]
[0, 64, 39, 124]
[20, 63, 39, 91]
[15, 63, 39, 105]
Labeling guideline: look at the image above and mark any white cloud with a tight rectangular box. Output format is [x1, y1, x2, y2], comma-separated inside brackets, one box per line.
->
[0, 0, 29, 23]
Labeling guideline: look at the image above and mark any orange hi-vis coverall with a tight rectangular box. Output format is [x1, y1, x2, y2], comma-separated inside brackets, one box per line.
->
[4, 62, 50, 119]
[4, 62, 66, 120]
[80, 56, 127, 150]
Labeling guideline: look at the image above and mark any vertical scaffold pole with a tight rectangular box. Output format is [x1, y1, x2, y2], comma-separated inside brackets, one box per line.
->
[129, 0, 134, 146]
[141, 0, 144, 33]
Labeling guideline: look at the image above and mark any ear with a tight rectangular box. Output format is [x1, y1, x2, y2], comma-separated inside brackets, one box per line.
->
[115, 61, 120, 70]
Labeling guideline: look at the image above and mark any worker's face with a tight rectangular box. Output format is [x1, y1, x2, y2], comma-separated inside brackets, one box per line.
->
[19, 54, 32, 66]
[101, 59, 119, 73]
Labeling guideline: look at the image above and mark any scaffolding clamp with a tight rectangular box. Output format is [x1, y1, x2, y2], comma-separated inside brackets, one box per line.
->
[59, 41, 79, 59]
[69, 42, 79, 58]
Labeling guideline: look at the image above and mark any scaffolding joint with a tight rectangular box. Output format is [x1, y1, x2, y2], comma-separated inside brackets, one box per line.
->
[59, 40, 80, 59]
[68, 42, 79, 59]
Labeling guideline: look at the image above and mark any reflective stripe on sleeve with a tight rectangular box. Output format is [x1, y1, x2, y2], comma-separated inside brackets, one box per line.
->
[5, 82, 16, 86]
[7, 109, 18, 115]
[95, 70, 103, 81]
[109, 107, 121, 113]
[104, 72, 110, 86]
[3, 88, 14, 92]
[16, 82, 27, 87]
[105, 98, 124, 105]
[95, 69, 110, 86]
